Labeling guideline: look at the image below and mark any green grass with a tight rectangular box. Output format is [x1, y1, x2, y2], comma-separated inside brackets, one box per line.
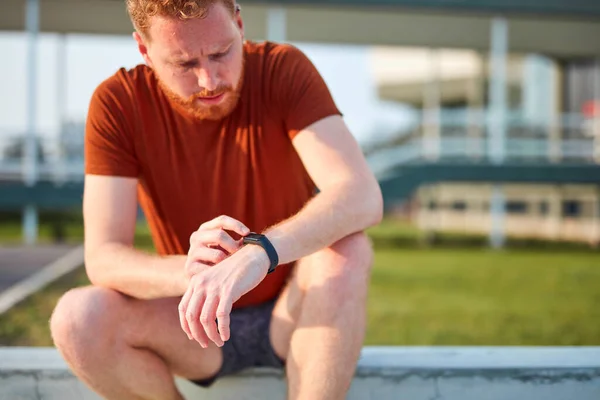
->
[0, 268, 91, 346]
[0, 211, 85, 245]
[366, 248, 600, 345]
[0, 217, 599, 346]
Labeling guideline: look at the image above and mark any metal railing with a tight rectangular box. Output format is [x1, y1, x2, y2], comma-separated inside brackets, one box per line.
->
[366, 110, 600, 177]
[0, 134, 84, 183]
[1, 111, 599, 183]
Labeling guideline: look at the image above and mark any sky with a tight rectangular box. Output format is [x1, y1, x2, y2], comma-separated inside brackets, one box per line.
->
[0, 32, 413, 147]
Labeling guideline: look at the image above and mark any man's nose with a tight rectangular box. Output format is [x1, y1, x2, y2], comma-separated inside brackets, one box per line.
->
[196, 66, 218, 92]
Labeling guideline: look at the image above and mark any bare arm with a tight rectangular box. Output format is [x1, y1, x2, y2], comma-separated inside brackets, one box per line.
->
[179, 115, 383, 347]
[264, 115, 383, 263]
[83, 175, 188, 299]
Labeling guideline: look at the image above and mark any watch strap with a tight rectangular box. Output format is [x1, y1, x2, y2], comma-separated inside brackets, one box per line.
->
[243, 232, 279, 274]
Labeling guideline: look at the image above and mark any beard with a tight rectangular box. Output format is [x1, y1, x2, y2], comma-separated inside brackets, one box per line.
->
[158, 60, 245, 121]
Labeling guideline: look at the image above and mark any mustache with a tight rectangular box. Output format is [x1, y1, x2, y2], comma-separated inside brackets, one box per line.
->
[188, 85, 233, 101]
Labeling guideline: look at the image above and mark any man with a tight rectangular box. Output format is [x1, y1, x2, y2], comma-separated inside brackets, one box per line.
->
[50, 1, 382, 399]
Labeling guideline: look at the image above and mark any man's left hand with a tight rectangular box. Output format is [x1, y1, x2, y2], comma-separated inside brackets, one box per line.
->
[178, 244, 270, 348]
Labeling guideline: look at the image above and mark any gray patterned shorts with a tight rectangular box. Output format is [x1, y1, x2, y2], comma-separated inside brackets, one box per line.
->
[190, 299, 285, 388]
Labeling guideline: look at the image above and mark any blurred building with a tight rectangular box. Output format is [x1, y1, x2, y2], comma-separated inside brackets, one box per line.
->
[415, 183, 599, 245]
[369, 46, 600, 244]
[369, 47, 600, 244]
[1, 0, 600, 245]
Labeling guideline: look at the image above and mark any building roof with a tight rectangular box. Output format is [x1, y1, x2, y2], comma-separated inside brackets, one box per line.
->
[250, 0, 600, 18]
[1, 0, 599, 58]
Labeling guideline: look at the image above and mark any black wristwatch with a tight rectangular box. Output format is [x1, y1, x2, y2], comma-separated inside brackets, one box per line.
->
[243, 232, 279, 274]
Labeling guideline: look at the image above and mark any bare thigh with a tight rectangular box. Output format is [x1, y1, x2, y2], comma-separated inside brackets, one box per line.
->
[122, 293, 224, 379]
[268, 232, 372, 360]
[269, 263, 307, 360]
[55, 286, 223, 381]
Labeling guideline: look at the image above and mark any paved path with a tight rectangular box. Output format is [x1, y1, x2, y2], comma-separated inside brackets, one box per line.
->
[0, 245, 78, 294]
[0, 244, 85, 314]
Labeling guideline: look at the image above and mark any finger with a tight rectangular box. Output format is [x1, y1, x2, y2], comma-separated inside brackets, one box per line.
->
[185, 248, 228, 279]
[191, 229, 240, 255]
[186, 291, 210, 348]
[178, 288, 194, 340]
[200, 215, 250, 237]
[209, 229, 243, 254]
[188, 246, 229, 266]
[200, 293, 223, 347]
[185, 261, 202, 279]
[216, 294, 233, 343]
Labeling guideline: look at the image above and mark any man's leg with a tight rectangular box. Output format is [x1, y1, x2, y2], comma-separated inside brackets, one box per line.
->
[50, 286, 223, 400]
[270, 232, 373, 400]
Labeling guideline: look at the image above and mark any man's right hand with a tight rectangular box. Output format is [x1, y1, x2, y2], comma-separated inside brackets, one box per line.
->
[184, 215, 251, 279]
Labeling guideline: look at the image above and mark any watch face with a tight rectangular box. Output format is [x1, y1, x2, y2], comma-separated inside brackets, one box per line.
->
[244, 233, 261, 244]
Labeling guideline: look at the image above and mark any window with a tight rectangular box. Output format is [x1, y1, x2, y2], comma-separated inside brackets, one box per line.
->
[562, 200, 581, 217]
[506, 201, 528, 214]
[451, 201, 467, 211]
[539, 201, 549, 216]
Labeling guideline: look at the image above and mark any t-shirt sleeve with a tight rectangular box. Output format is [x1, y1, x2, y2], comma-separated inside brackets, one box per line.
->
[270, 44, 342, 140]
[84, 73, 140, 177]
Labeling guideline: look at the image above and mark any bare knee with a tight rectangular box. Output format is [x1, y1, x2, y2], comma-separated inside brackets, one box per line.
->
[50, 286, 126, 362]
[331, 232, 374, 270]
[303, 232, 373, 304]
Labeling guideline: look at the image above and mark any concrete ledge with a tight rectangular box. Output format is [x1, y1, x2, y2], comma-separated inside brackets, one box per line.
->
[1, 347, 599, 399]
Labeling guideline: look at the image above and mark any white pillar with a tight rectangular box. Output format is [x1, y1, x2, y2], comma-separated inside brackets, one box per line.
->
[489, 185, 506, 249]
[266, 7, 286, 42]
[488, 18, 508, 164]
[23, 0, 40, 245]
[487, 17, 509, 249]
[418, 186, 435, 231]
[548, 186, 563, 240]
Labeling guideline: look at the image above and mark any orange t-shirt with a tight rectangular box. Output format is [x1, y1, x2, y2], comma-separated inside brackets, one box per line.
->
[84, 41, 341, 308]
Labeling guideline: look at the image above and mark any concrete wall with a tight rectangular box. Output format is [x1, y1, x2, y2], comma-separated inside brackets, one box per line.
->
[1, 346, 599, 399]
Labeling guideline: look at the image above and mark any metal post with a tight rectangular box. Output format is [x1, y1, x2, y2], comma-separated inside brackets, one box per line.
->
[23, 0, 40, 245]
[489, 185, 505, 249]
[548, 186, 562, 240]
[266, 7, 286, 42]
[488, 17, 507, 164]
[488, 17, 508, 248]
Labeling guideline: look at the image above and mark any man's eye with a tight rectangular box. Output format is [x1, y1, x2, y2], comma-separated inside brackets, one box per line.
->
[211, 51, 229, 60]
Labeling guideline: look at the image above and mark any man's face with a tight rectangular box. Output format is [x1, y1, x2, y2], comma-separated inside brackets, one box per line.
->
[135, 4, 245, 120]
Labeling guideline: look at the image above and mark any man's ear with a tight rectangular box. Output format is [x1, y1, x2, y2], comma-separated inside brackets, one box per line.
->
[234, 4, 245, 39]
[133, 31, 154, 68]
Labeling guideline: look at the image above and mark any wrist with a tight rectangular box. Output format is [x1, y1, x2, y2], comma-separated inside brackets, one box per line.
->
[242, 232, 279, 274]
[179, 274, 189, 295]
[240, 242, 271, 274]
[177, 256, 190, 295]
[263, 231, 282, 264]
